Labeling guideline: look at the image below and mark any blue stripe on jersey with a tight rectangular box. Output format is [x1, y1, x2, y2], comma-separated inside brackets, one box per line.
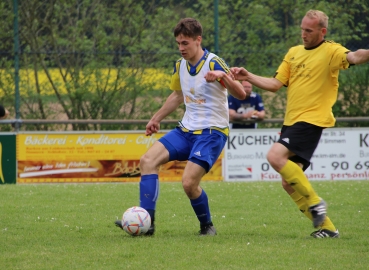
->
[172, 58, 182, 75]
[210, 56, 230, 72]
[184, 49, 229, 75]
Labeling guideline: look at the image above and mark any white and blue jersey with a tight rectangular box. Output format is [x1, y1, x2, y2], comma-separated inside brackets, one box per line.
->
[159, 49, 231, 172]
[170, 49, 230, 131]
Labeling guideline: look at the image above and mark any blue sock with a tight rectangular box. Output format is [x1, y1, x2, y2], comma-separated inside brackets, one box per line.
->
[190, 190, 212, 225]
[140, 174, 159, 221]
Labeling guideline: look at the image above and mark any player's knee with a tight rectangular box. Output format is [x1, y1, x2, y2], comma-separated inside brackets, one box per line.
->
[182, 180, 196, 198]
[140, 153, 157, 172]
[266, 150, 279, 167]
[267, 148, 289, 171]
[182, 181, 192, 196]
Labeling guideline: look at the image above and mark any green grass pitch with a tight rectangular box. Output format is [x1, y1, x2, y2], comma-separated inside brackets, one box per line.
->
[1, 180, 368, 269]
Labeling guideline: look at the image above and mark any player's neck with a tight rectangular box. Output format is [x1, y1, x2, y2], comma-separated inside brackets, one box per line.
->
[188, 48, 205, 66]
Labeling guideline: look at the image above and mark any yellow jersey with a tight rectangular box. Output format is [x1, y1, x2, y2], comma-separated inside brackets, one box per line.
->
[274, 40, 350, 127]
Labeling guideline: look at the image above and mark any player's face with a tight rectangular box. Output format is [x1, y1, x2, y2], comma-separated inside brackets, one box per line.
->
[242, 82, 252, 98]
[176, 34, 202, 64]
[300, 16, 326, 48]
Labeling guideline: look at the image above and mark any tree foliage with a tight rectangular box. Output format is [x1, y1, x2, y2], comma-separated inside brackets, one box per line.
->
[0, 0, 368, 130]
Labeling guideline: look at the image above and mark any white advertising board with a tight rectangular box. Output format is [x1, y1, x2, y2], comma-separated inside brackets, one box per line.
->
[224, 127, 369, 181]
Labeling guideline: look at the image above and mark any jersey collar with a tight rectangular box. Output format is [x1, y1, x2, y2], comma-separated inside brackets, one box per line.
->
[304, 40, 325, 50]
[186, 49, 210, 75]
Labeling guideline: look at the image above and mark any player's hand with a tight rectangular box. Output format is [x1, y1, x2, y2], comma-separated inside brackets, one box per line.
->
[145, 121, 160, 136]
[204, 70, 225, 82]
[230, 67, 249, 81]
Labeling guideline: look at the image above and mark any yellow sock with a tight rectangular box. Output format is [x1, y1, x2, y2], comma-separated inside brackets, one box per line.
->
[290, 191, 313, 220]
[280, 160, 320, 206]
[321, 216, 337, 232]
[290, 191, 336, 231]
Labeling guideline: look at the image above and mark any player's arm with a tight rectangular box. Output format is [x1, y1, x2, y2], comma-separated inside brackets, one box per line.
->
[146, 90, 183, 136]
[230, 67, 283, 92]
[219, 72, 246, 100]
[346, 49, 369, 65]
[205, 58, 246, 100]
[205, 71, 245, 99]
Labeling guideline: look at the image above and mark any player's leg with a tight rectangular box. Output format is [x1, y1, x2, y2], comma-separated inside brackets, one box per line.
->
[115, 140, 169, 234]
[281, 162, 315, 222]
[267, 142, 320, 206]
[268, 123, 330, 228]
[139, 140, 170, 234]
[137, 127, 192, 235]
[282, 177, 313, 220]
[283, 162, 336, 232]
[182, 161, 216, 235]
[282, 178, 338, 237]
[184, 130, 227, 235]
[269, 122, 338, 231]
[182, 161, 217, 235]
[268, 143, 325, 227]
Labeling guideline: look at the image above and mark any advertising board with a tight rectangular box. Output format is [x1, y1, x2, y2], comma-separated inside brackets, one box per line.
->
[16, 132, 222, 183]
[224, 128, 369, 181]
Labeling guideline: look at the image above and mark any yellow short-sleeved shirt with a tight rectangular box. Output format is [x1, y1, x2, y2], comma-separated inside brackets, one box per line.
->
[274, 40, 350, 127]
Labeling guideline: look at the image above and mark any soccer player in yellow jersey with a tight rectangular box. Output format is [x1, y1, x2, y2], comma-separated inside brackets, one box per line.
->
[231, 9, 369, 238]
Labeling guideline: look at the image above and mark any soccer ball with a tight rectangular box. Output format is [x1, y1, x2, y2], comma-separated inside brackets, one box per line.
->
[121, 206, 151, 236]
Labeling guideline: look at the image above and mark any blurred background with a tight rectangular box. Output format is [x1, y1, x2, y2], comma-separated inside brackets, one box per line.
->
[1, 0, 368, 131]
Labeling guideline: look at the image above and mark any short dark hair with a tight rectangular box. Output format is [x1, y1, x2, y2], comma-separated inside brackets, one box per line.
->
[173, 18, 202, 39]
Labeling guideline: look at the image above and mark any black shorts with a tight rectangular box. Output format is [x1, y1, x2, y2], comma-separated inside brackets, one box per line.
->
[278, 122, 323, 171]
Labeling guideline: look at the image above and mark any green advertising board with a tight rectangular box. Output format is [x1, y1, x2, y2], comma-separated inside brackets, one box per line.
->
[0, 133, 16, 184]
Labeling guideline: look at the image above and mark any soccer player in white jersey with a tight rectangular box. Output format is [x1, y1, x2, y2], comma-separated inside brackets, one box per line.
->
[116, 18, 245, 235]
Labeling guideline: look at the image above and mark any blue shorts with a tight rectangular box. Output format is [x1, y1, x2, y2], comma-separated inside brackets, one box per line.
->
[158, 127, 227, 172]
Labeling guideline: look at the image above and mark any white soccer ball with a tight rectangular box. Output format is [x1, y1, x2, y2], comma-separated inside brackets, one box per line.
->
[122, 206, 151, 236]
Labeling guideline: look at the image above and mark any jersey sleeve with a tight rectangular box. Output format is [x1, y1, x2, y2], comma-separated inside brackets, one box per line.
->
[169, 58, 182, 91]
[209, 57, 230, 87]
[209, 57, 230, 72]
[274, 49, 293, 87]
[329, 43, 351, 71]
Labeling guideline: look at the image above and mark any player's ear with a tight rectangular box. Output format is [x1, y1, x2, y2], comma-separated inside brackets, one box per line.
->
[196, 35, 202, 44]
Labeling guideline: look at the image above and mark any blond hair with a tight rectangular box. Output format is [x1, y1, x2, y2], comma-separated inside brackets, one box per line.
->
[305, 10, 329, 29]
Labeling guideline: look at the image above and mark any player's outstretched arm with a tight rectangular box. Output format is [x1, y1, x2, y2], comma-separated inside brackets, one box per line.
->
[247, 72, 283, 93]
[347, 49, 369, 65]
[230, 67, 248, 81]
[204, 70, 246, 100]
[231, 67, 283, 93]
[145, 90, 183, 136]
